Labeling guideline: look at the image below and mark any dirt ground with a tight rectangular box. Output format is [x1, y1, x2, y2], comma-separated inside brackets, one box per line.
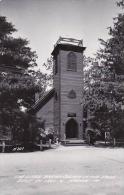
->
[0, 145, 124, 195]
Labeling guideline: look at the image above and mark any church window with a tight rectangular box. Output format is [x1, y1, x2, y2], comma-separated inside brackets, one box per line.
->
[67, 52, 77, 71]
[68, 90, 76, 99]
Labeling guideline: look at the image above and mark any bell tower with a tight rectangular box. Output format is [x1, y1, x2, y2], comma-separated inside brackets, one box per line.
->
[51, 37, 86, 141]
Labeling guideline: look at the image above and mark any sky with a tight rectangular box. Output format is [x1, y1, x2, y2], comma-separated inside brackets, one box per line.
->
[0, 0, 121, 71]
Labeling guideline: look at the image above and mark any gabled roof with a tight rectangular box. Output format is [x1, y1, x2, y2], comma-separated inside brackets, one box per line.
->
[30, 88, 55, 114]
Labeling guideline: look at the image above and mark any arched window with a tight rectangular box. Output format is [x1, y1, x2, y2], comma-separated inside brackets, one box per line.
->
[68, 90, 76, 99]
[67, 52, 77, 71]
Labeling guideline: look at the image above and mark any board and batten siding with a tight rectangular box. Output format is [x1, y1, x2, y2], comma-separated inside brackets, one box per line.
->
[53, 48, 84, 140]
[36, 97, 54, 130]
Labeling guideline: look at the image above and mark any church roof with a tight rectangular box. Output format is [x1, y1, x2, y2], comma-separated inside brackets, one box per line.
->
[30, 88, 55, 114]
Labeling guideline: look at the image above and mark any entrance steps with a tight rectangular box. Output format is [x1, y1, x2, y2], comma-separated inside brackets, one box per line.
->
[61, 139, 86, 146]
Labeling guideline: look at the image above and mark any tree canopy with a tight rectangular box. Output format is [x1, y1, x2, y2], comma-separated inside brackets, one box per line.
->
[83, 0, 124, 138]
[97, 0, 124, 74]
[0, 16, 44, 143]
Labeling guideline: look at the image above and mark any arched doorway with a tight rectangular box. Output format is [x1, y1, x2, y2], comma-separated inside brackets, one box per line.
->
[65, 119, 78, 139]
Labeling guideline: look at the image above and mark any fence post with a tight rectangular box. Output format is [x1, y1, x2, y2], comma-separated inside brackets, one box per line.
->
[113, 138, 116, 147]
[49, 139, 51, 148]
[56, 138, 59, 144]
[40, 140, 43, 151]
[2, 141, 5, 153]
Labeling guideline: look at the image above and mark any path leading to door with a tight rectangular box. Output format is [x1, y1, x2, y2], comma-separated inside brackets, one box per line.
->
[0, 146, 124, 195]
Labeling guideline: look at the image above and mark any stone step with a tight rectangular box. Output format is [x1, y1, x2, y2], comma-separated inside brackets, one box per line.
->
[61, 139, 86, 145]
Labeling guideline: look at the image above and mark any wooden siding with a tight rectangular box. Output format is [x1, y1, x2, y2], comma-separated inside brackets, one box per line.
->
[54, 48, 84, 140]
[36, 97, 54, 130]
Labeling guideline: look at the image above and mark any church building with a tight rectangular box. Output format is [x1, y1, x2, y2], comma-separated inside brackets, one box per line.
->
[32, 37, 86, 141]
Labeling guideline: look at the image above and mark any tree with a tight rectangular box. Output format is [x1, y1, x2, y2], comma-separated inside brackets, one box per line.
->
[97, 0, 124, 75]
[83, 57, 124, 139]
[0, 16, 44, 145]
[83, 0, 124, 139]
[0, 16, 37, 68]
[42, 56, 54, 88]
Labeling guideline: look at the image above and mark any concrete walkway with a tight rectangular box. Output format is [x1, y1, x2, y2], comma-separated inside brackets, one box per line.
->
[0, 145, 124, 195]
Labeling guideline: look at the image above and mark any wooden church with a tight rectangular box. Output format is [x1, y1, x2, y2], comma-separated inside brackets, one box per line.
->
[32, 37, 86, 141]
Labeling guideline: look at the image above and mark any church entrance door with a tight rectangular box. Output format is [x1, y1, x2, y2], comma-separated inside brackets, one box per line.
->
[65, 119, 78, 139]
